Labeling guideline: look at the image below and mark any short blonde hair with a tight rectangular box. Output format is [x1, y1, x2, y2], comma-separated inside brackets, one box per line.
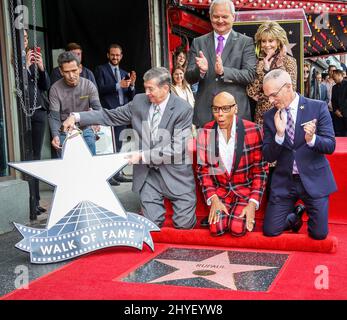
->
[254, 21, 289, 56]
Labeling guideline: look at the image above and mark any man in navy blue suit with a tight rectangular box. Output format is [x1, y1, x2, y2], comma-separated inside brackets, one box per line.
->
[95, 44, 136, 184]
[262, 69, 337, 240]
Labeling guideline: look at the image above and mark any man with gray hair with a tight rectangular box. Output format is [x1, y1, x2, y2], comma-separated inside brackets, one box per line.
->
[63, 67, 197, 229]
[48, 51, 101, 156]
[262, 69, 336, 240]
[186, 0, 256, 127]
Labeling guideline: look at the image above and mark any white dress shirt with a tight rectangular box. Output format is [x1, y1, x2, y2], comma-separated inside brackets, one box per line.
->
[218, 116, 236, 175]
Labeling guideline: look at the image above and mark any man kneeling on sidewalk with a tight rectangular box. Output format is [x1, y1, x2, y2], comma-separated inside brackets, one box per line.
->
[197, 92, 268, 236]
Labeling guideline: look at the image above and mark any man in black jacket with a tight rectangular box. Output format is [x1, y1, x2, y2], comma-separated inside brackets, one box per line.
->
[332, 69, 347, 136]
[24, 30, 50, 219]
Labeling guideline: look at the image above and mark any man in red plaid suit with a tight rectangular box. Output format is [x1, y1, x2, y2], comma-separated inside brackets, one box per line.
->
[197, 92, 268, 236]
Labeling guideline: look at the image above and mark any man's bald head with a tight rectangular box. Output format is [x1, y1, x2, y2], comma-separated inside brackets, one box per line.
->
[213, 91, 236, 105]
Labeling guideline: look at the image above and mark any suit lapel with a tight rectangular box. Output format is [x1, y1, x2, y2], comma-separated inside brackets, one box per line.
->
[139, 98, 151, 148]
[158, 94, 174, 130]
[294, 95, 306, 147]
[232, 117, 245, 175]
[206, 32, 216, 69]
[221, 30, 237, 64]
[210, 121, 227, 177]
[106, 64, 116, 81]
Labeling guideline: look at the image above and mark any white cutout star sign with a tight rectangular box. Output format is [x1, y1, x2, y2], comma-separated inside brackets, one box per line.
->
[9, 131, 136, 229]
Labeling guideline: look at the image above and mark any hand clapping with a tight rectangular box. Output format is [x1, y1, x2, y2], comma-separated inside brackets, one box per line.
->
[195, 50, 208, 74]
[215, 53, 224, 76]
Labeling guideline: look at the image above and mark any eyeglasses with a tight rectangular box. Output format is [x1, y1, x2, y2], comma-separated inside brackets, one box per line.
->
[265, 83, 289, 99]
[211, 104, 236, 113]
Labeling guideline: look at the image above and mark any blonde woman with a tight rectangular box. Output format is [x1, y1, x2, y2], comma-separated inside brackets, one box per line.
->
[247, 21, 297, 126]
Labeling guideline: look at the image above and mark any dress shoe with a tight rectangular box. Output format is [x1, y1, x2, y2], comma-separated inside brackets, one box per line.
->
[291, 204, 306, 233]
[36, 206, 46, 213]
[295, 204, 306, 218]
[200, 216, 209, 228]
[113, 173, 133, 183]
[109, 179, 120, 186]
[30, 212, 37, 221]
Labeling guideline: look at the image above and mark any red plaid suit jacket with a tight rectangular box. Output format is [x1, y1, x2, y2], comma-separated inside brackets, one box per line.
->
[196, 118, 268, 208]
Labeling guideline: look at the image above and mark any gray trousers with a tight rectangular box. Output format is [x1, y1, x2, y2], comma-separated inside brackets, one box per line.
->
[140, 168, 197, 229]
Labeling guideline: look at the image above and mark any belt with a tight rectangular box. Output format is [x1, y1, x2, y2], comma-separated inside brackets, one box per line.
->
[292, 174, 301, 180]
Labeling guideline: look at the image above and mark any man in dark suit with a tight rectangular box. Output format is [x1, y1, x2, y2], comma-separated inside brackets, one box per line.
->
[197, 92, 268, 236]
[95, 44, 136, 184]
[311, 71, 329, 104]
[185, 0, 256, 127]
[262, 69, 337, 240]
[63, 67, 197, 229]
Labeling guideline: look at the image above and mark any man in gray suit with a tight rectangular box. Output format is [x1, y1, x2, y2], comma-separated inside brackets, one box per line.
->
[63, 67, 197, 229]
[186, 0, 256, 127]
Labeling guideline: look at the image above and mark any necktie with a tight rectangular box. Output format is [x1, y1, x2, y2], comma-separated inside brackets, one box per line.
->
[285, 107, 299, 174]
[151, 105, 161, 139]
[216, 35, 225, 55]
[115, 66, 124, 105]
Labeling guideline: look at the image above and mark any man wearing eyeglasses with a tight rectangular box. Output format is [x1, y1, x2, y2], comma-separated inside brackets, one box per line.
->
[197, 91, 268, 236]
[262, 69, 337, 240]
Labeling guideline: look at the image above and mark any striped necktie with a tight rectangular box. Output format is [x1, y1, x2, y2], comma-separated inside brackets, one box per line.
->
[285, 107, 299, 174]
[151, 105, 161, 138]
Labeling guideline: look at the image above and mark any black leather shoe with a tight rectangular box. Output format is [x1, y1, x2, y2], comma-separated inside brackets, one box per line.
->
[109, 179, 120, 186]
[114, 173, 133, 183]
[36, 206, 46, 213]
[200, 216, 209, 228]
[295, 204, 306, 218]
[30, 212, 37, 221]
[291, 204, 305, 233]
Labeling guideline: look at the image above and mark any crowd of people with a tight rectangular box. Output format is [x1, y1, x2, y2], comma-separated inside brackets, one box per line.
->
[25, 0, 339, 241]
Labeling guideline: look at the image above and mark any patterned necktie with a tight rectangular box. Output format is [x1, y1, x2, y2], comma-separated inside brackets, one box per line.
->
[151, 105, 161, 138]
[285, 107, 299, 174]
[216, 35, 225, 55]
[115, 66, 124, 105]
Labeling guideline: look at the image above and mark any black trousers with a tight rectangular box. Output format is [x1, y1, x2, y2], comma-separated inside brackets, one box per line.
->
[31, 109, 47, 206]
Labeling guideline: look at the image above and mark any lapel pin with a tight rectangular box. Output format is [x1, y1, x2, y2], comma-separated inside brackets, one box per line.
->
[300, 105, 304, 110]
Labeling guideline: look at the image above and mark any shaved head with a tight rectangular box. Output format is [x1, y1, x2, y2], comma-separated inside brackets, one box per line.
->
[211, 91, 238, 131]
[213, 91, 235, 105]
